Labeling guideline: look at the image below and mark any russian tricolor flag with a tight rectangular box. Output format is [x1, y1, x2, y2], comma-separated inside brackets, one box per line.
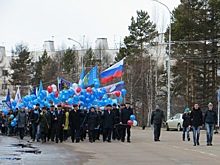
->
[100, 59, 124, 84]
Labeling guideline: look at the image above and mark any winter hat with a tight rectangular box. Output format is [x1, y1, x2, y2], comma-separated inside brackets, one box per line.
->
[208, 103, 213, 107]
[184, 108, 190, 113]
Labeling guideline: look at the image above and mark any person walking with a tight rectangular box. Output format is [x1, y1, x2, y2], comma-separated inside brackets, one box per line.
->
[69, 104, 83, 143]
[189, 103, 203, 146]
[29, 104, 41, 142]
[39, 107, 50, 143]
[204, 103, 217, 146]
[182, 108, 191, 141]
[120, 102, 133, 143]
[112, 103, 120, 140]
[87, 107, 99, 143]
[151, 103, 165, 142]
[63, 107, 70, 141]
[102, 104, 115, 142]
[16, 108, 27, 140]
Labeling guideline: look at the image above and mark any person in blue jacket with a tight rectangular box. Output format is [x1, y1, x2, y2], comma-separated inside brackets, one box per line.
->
[182, 108, 191, 141]
[204, 103, 217, 146]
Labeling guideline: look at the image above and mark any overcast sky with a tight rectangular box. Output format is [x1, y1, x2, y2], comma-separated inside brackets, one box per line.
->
[0, 0, 180, 53]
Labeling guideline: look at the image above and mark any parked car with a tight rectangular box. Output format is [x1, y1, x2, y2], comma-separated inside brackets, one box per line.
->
[166, 113, 183, 131]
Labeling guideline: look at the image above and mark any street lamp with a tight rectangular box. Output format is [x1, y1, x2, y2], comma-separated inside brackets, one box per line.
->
[68, 38, 84, 69]
[152, 0, 172, 120]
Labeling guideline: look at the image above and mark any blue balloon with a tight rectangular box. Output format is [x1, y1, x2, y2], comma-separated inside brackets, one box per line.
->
[12, 100, 17, 106]
[68, 89, 75, 96]
[2, 109, 8, 115]
[85, 92, 91, 99]
[11, 121, 17, 127]
[92, 87, 98, 95]
[121, 89, 127, 96]
[79, 95, 85, 101]
[67, 98, 73, 105]
[94, 82, 100, 88]
[130, 115, 136, 121]
[80, 89, 86, 96]
[30, 94, 37, 100]
[73, 95, 79, 102]
[10, 114, 14, 119]
[85, 98, 91, 103]
[54, 98, 59, 104]
[28, 104, 33, 110]
[102, 94, 108, 100]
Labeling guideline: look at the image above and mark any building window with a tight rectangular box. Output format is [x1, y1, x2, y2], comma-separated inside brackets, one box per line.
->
[3, 70, 8, 76]
[2, 84, 7, 90]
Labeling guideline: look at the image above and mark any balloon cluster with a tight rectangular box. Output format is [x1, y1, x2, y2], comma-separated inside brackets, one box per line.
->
[10, 79, 127, 111]
[10, 115, 17, 127]
[127, 115, 138, 127]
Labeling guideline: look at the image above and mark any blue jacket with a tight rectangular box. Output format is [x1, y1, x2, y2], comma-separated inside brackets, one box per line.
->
[204, 109, 217, 124]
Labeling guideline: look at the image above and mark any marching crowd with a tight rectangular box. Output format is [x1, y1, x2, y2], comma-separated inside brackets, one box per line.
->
[0, 102, 134, 144]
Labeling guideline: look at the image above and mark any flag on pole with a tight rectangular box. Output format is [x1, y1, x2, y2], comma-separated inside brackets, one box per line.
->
[15, 87, 22, 107]
[100, 59, 124, 84]
[31, 87, 38, 96]
[38, 80, 43, 95]
[78, 68, 85, 88]
[57, 77, 72, 91]
[83, 66, 98, 88]
[5, 89, 11, 109]
[99, 81, 124, 94]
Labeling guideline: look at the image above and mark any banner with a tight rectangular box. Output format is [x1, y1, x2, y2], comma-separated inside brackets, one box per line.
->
[99, 81, 124, 94]
[57, 77, 72, 91]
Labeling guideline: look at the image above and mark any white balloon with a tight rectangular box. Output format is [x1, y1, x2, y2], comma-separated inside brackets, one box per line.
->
[51, 84, 57, 91]
[72, 83, 78, 90]
[132, 120, 138, 127]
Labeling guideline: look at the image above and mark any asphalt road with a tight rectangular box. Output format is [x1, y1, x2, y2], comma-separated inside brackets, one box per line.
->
[1, 128, 220, 165]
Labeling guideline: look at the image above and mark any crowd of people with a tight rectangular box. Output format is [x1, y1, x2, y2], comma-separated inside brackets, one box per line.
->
[150, 102, 218, 146]
[0, 102, 134, 144]
[181, 103, 218, 146]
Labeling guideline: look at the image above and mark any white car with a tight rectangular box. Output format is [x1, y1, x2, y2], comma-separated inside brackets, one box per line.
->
[166, 113, 183, 131]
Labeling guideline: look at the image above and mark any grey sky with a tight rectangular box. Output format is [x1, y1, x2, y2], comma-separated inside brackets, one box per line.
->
[0, 0, 180, 53]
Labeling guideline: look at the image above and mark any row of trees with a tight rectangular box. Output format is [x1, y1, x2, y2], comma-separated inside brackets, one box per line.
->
[115, 0, 220, 126]
[9, 0, 220, 126]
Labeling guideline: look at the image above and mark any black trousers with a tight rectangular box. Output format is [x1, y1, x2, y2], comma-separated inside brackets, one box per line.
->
[154, 124, 161, 141]
[41, 131, 47, 143]
[71, 129, 81, 142]
[19, 127, 25, 139]
[88, 130, 96, 142]
[103, 128, 113, 142]
[121, 125, 131, 141]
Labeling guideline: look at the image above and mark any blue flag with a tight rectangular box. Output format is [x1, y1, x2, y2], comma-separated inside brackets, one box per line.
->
[57, 77, 73, 91]
[38, 80, 43, 95]
[5, 89, 11, 109]
[83, 66, 98, 88]
[78, 68, 85, 88]
[31, 87, 38, 96]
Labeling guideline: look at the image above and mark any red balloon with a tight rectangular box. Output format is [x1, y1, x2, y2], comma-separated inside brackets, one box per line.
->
[47, 86, 53, 93]
[86, 87, 92, 93]
[76, 87, 81, 93]
[55, 91, 59, 98]
[115, 91, 121, 97]
[127, 120, 133, 126]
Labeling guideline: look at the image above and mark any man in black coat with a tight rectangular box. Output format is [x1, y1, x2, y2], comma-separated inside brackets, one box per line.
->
[189, 103, 203, 146]
[151, 103, 165, 142]
[120, 102, 133, 142]
[112, 103, 120, 140]
[53, 104, 65, 143]
[102, 104, 115, 142]
[29, 103, 41, 142]
[69, 104, 83, 143]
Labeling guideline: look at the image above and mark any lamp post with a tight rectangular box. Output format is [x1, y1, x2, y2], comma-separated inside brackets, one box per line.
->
[68, 38, 84, 69]
[152, 0, 172, 120]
